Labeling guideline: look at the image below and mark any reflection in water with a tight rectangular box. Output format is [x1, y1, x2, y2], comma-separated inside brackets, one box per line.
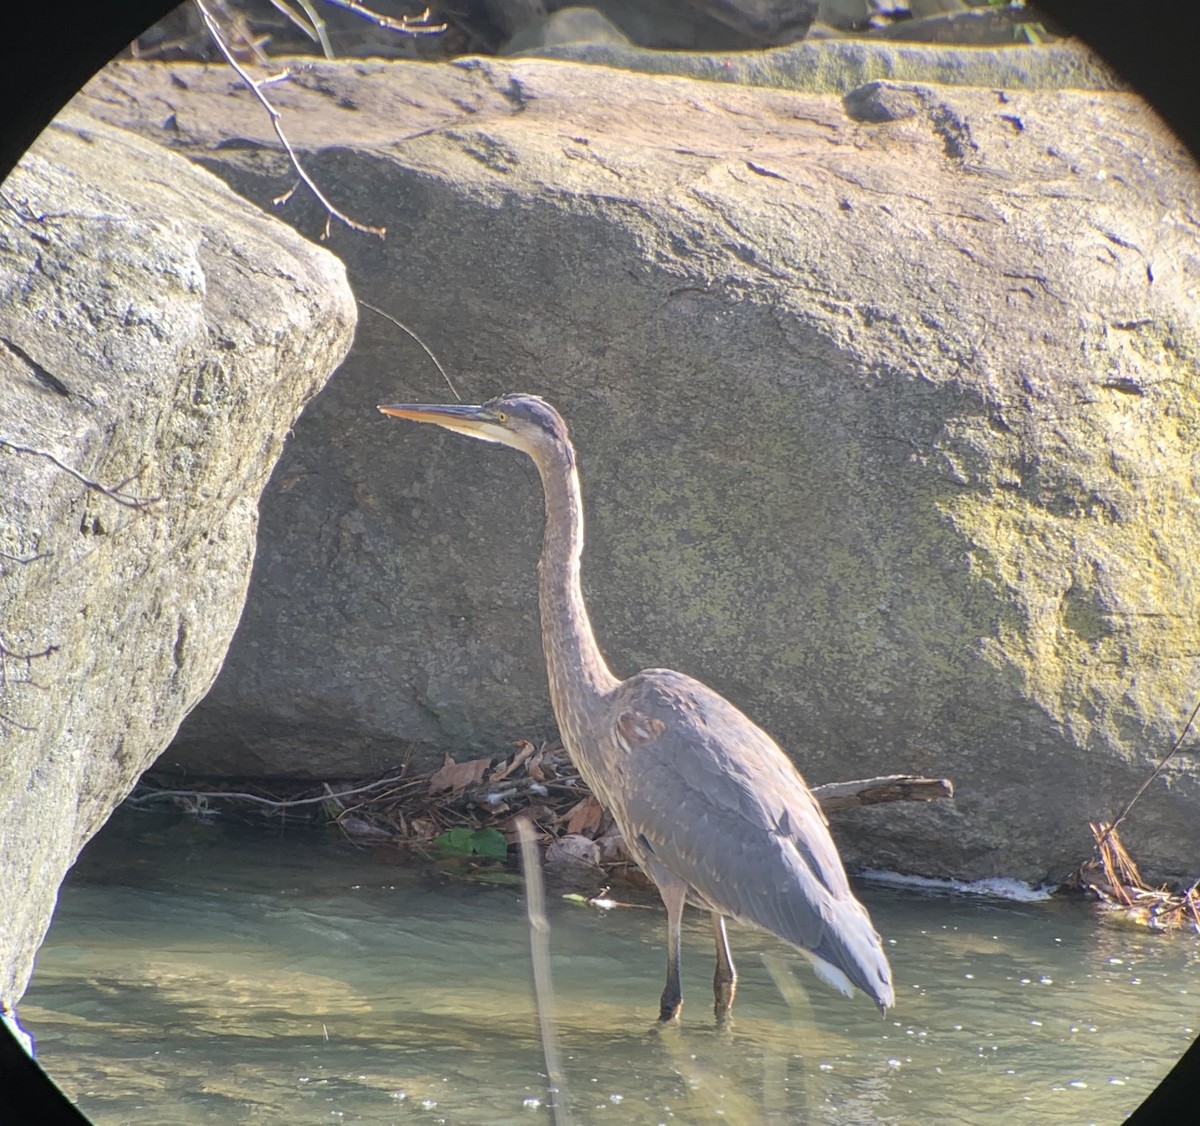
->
[22, 809, 1198, 1124]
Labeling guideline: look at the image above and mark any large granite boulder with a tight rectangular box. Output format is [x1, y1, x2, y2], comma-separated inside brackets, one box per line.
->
[77, 53, 1200, 884]
[0, 115, 356, 1013]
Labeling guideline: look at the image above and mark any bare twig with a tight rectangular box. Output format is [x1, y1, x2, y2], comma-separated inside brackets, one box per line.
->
[1096, 694, 1200, 853]
[516, 815, 570, 1125]
[359, 301, 461, 401]
[207, 0, 275, 62]
[273, 179, 300, 208]
[0, 640, 57, 664]
[0, 437, 160, 509]
[0, 189, 68, 224]
[0, 638, 57, 735]
[126, 773, 409, 809]
[0, 548, 50, 566]
[193, 0, 386, 240]
[319, 1, 446, 35]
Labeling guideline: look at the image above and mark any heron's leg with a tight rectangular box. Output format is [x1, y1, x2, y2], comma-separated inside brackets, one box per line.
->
[712, 913, 737, 1021]
[658, 880, 687, 1022]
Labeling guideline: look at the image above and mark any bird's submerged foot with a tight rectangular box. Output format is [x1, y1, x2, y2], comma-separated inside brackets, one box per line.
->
[658, 985, 683, 1023]
[713, 973, 737, 1024]
[712, 913, 737, 1023]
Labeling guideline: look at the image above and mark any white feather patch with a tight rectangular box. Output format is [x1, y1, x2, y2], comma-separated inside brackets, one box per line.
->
[801, 950, 855, 998]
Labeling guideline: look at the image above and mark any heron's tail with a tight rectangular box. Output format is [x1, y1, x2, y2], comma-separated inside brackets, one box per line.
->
[806, 905, 894, 1013]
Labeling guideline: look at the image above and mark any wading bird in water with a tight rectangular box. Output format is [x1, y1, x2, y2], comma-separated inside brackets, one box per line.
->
[379, 394, 894, 1022]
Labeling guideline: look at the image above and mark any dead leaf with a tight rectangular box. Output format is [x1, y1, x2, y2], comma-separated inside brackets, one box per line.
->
[408, 816, 438, 840]
[547, 834, 601, 867]
[490, 739, 537, 783]
[428, 754, 492, 795]
[563, 795, 604, 836]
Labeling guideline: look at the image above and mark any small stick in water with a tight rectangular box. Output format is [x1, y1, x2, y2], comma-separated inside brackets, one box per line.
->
[516, 815, 570, 1125]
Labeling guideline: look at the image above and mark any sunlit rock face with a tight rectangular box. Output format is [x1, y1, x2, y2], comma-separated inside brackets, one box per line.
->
[0, 114, 356, 1010]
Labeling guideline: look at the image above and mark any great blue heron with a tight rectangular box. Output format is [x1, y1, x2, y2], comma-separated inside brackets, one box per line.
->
[379, 394, 894, 1022]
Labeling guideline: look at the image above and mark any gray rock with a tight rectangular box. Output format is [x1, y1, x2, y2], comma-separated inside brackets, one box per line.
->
[503, 7, 631, 54]
[497, 0, 817, 51]
[0, 115, 356, 1012]
[78, 57, 1200, 884]
[819, 0, 873, 28]
[681, 0, 818, 44]
[867, 8, 1047, 46]
[507, 33, 1122, 90]
[484, 0, 549, 38]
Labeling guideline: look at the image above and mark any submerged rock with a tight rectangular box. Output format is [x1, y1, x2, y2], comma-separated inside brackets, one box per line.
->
[0, 116, 355, 1011]
[76, 54, 1200, 884]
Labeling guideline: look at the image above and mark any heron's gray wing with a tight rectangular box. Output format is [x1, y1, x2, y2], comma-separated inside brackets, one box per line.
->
[609, 669, 892, 1006]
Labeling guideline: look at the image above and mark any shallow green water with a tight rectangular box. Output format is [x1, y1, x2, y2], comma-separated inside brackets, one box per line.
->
[21, 809, 1198, 1124]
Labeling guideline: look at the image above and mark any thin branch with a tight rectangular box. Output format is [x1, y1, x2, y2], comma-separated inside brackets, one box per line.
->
[359, 301, 461, 401]
[0, 638, 57, 734]
[0, 189, 68, 224]
[0, 547, 51, 566]
[126, 774, 408, 809]
[0, 641, 57, 663]
[1098, 694, 1200, 849]
[319, 1, 446, 35]
[193, 0, 386, 240]
[516, 815, 570, 1126]
[0, 437, 160, 509]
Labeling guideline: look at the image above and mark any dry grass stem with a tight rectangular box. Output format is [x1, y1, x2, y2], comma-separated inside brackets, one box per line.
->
[1075, 822, 1200, 933]
[359, 301, 462, 401]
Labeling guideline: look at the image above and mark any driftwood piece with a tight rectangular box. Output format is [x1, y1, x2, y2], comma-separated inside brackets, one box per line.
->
[811, 774, 954, 814]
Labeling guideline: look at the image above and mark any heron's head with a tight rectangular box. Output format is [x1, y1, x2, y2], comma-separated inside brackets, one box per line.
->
[378, 393, 573, 463]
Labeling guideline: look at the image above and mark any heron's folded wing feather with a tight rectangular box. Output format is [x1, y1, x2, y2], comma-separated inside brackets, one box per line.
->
[610, 669, 892, 1004]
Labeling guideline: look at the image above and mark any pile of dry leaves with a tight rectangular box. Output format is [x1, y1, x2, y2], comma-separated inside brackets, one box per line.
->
[134, 740, 644, 888]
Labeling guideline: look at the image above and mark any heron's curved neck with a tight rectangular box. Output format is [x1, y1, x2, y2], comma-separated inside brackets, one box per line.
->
[533, 446, 619, 719]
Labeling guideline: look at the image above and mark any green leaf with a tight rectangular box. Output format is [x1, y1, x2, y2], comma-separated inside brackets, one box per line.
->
[470, 827, 509, 861]
[435, 826, 476, 856]
[433, 825, 509, 860]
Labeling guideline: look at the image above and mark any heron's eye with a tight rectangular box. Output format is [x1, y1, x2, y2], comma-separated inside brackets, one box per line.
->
[495, 411, 508, 423]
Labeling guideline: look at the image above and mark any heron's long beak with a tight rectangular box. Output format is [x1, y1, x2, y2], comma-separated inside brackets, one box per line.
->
[378, 402, 503, 444]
